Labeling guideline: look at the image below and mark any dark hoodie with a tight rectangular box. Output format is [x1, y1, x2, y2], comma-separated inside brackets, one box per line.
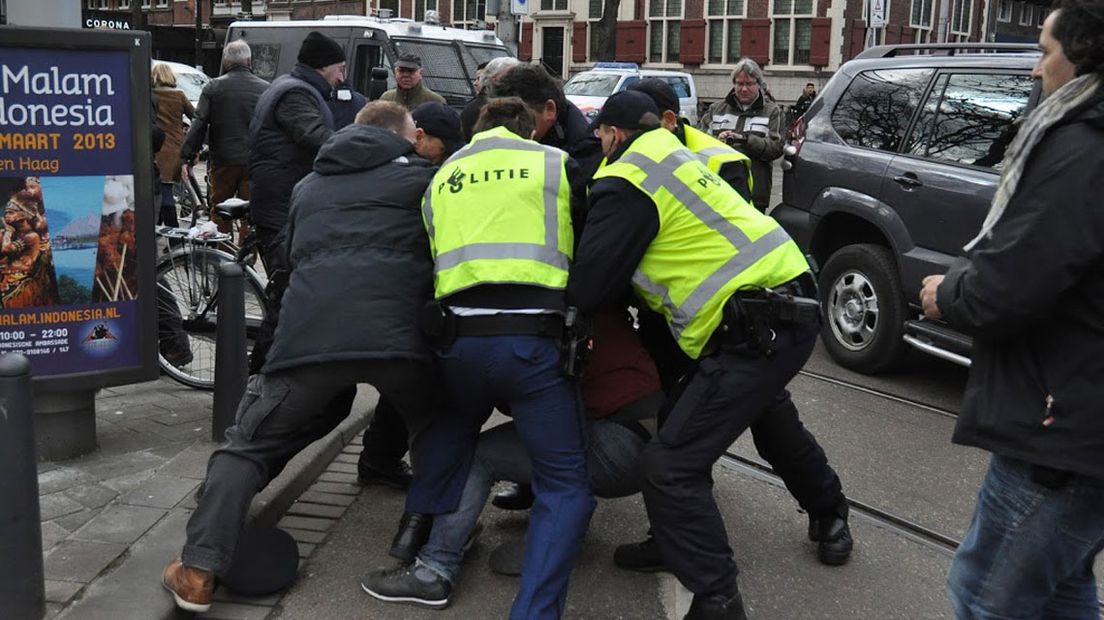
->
[263, 124, 438, 372]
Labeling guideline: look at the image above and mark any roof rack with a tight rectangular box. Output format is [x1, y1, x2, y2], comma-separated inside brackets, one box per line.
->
[854, 42, 1038, 60]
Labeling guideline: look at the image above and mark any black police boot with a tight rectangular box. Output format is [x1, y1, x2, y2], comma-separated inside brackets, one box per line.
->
[358, 460, 413, 490]
[808, 502, 853, 566]
[491, 483, 535, 511]
[613, 535, 669, 573]
[389, 512, 433, 563]
[684, 585, 748, 620]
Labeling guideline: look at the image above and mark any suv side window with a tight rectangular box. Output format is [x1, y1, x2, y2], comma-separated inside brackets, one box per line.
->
[831, 68, 934, 152]
[906, 73, 1033, 170]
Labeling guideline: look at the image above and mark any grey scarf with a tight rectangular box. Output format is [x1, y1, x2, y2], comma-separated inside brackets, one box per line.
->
[965, 73, 1103, 251]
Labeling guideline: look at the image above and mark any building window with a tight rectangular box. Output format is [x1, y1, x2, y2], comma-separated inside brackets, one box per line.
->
[647, 0, 682, 64]
[1036, 6, 1046, 26]
[996, 0, 1011, 21]
[142, 0, 151, 8]
[949, 0, 971, 33]
[156, 0, 168, 7]
[588, 0, 603, 58]
[119, 0, 130, 9]
[412, 0, 437, 20]
[707, 0, 744, 64]
[1018, 2, 1033, 25]
[772, 0, 812, 66]
[540, 0, 568, 9]
[454, 0, 486, 25]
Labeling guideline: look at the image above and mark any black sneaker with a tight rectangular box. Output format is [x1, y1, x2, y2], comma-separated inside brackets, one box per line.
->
[613, 536, 669, 573]
[357, 461, 413, 490]
[360, 563, 451, 609]
[491, 483, 535, 511]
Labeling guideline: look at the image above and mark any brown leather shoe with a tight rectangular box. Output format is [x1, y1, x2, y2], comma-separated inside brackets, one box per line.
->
[162, 558, 214, 613]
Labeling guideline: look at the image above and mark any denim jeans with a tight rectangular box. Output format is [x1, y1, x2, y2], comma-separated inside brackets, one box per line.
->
[948, 455, 1104, 619]
[415, 335, 595, 620]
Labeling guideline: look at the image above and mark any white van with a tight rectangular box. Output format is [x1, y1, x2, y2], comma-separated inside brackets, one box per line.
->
[564, 63, 699, 126]
[227, 15, 511, 106]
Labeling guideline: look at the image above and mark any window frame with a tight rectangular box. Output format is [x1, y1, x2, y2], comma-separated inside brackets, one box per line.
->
[771, 0, 814, 67]
[646, 0, 683, 65]
[950, 0, 972, 36]
[1018, 2, 1033, 26]
[706, 0, 746, 66]
[996, 0, 1011, 21]
[454, 0, 487, 27]
[1036, 5, 1046, 26]
[830, 67, 936, 154]
[412, 0, 438, 21]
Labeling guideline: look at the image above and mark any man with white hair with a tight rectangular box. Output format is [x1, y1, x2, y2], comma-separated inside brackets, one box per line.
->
[460, 55, 520, 139]
[698, 58, 784, 213]
[180, 40, 269, 234]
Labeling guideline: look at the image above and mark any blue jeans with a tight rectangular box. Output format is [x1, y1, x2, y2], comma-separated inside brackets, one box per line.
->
[415, 335, 595, 620]
[948, 455, 1104, 619]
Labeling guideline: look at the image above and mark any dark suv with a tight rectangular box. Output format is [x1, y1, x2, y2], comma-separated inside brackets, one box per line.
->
[773, 43, 1041, 374]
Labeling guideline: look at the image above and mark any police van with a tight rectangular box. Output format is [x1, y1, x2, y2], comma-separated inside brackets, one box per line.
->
[226, 14, 511, 106]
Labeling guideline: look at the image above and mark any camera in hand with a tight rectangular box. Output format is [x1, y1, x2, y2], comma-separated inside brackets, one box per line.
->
[724, 132, 747, 147]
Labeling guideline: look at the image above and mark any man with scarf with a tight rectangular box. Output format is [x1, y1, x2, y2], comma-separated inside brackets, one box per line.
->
[920, 1, 1104, 616]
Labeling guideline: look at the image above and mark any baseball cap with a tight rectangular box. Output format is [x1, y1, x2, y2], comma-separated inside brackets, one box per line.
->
[628, 78, 679, 115]
[590, 90, 661, 131]
[412, 102, 464, 156]
[394, 53, 422, 70]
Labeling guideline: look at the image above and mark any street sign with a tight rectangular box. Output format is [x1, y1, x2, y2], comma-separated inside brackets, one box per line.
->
[512, 0, 529, 16]
[869, 0, 886, 28]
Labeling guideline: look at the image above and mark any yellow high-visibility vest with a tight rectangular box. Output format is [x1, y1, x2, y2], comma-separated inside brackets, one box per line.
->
[683, 124, 754, 194]
[593, 128, 808, 359]
[422, 126, 574, 299]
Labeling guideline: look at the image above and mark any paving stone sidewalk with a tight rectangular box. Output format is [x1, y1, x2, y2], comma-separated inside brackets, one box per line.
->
[34, 375, 375, 620]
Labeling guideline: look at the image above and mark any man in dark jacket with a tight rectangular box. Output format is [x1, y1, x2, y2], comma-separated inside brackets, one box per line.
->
[920, 3, 1104, 616]
[491, 63, 604, 179]
[180, 40, 269, 234]
[698, 58, 784, 212]
[162, 101, 446, 613]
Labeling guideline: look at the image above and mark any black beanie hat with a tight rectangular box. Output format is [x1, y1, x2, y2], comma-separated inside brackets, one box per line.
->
[297, 31, 346, 69]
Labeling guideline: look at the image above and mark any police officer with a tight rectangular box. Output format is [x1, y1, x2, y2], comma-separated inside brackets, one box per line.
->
[569, 91, 850, 620]
[360, 97, 594, 619]
[628, 78, 753, 205]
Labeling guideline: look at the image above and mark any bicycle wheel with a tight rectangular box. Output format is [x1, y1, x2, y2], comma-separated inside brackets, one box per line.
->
[156, 245, 267, 389]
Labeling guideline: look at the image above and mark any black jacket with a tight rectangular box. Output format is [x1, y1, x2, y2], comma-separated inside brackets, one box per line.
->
[699, 91, 784, 210]
[248, 64, 336, 231]
[263, 125, 437, 373]
[937, 86, 1104, 480]
[180, 65, 270, 166]
[545, 100, 604, 181]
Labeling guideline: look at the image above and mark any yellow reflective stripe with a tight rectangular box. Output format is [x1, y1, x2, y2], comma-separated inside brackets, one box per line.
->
[619, 150, 791, 341]
[435, 242, 571, 271]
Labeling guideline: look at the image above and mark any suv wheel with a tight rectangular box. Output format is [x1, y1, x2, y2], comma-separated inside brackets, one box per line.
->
[818, 244, 908, 374]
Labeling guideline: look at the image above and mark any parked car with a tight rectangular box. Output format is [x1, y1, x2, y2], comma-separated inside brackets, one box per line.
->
[773, 43, 1042, 374]
[564, 62, 699, 126]
[153, 60, 211, 109]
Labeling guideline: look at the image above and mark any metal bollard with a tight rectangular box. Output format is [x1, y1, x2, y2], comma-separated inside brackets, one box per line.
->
[213, 262, 248, 442]
[0, 353, 45, 619]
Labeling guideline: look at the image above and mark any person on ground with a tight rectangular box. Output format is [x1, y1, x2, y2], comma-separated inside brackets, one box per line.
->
[151, 63, 195, 228]
[360, 97, 594, 618]
[698, 58, 784, 213]
[380, 53, 446, 111]
[572, 91, 851, 620]
[180, 40, 269, 236]
[162, 101, 447, 614]
[919, 2, 1104, 616]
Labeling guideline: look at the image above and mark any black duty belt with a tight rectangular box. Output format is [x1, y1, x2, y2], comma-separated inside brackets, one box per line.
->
[453, 313, 563, 338]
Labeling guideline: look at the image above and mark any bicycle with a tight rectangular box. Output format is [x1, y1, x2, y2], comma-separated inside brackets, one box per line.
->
[156, 180, 268, 389]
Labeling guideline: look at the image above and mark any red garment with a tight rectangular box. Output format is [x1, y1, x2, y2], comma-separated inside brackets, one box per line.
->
[582, 311, 663, 419]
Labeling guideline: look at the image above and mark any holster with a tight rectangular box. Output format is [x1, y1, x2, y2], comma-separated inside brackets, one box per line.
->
[560, 306, 593, 378]
[420, 300, 456, 348]
[713, 283, 821, 358]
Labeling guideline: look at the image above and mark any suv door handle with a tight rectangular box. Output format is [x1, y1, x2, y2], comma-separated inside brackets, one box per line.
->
[892, 174, 923, 189]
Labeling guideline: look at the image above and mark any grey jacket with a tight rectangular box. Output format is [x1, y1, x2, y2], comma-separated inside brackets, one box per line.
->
[180, 65, 269, 167]
[263, 124, 438, 372]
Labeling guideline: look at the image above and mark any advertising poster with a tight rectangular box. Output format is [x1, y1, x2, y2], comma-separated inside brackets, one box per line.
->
[0, 47, 141, 377]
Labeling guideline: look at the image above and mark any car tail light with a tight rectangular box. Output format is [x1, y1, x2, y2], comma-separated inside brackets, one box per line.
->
[787, 115, 807, 157]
